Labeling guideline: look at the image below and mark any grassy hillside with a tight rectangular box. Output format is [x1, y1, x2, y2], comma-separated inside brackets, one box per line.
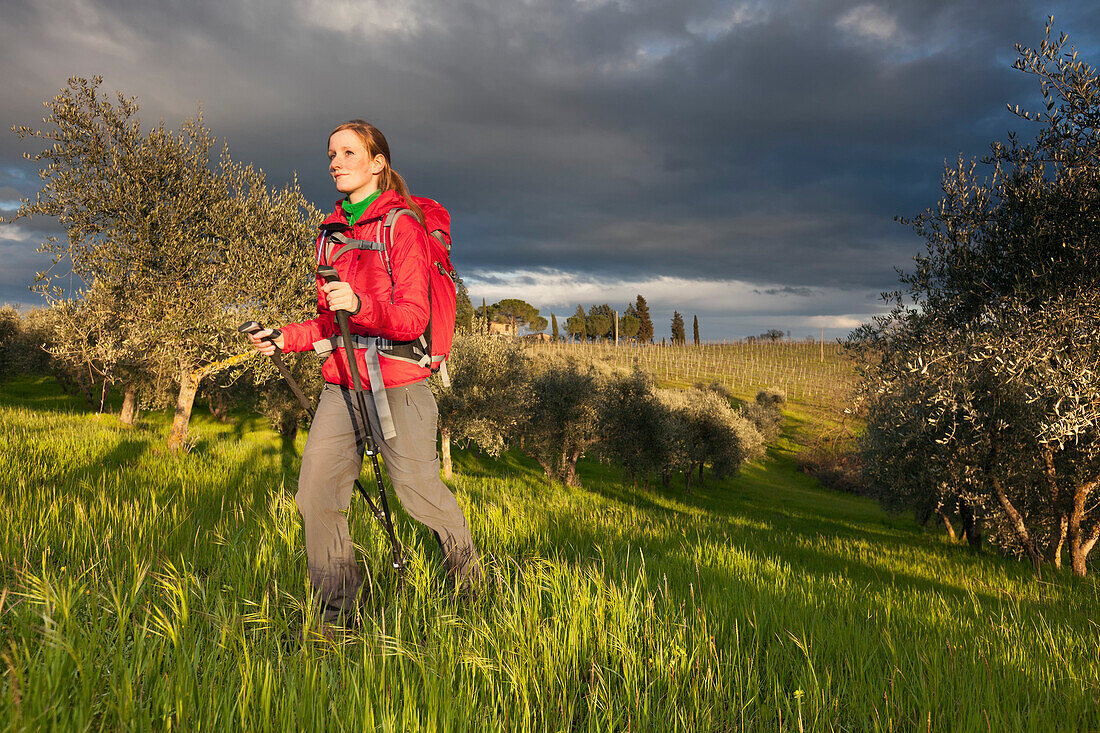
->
[0, 376, 1097, 731]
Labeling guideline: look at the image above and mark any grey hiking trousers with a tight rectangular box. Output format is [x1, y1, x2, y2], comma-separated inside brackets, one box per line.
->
[296, 380, 480, 621]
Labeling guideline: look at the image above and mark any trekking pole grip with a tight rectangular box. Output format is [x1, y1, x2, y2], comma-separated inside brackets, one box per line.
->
[316, 264, 348, 318]
[238, 321, 283, 348]
[316, 265, 340, 287]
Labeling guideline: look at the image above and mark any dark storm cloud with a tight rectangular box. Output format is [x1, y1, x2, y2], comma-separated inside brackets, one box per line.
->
[0, 0, 1096, 336]
[757, 287, 815, 297]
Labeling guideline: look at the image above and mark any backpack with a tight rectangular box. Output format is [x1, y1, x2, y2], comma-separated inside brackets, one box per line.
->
[318, 196, 458, 385]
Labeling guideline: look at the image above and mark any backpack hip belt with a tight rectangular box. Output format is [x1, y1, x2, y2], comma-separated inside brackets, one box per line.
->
[312, 333, 450, 397]
[311, 334, 399, 441]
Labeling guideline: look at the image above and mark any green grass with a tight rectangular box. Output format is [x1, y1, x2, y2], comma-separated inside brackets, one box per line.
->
[1, 375, 1098, 731]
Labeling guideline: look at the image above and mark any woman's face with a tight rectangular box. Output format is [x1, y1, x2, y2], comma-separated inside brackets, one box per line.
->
[328, 129, 385, 203]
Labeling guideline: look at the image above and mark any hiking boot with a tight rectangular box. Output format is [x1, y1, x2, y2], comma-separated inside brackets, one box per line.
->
[309, 621, 354, 643]
[443, 544, 484, 598]
[312, 596, 361, 636]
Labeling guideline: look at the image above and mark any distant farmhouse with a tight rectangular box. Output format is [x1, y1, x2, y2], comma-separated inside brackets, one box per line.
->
[488, 321, 516, 337]
[486, 321, 550, 340]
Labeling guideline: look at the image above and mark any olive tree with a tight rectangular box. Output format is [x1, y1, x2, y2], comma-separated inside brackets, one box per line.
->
[0, 305, 53, 384]
[431, 333, 531, 478]
[0, 307, 21, 382]
[522, 355, 602, 486]
[849, 22, 1100, 575]
[8, 77, 319, 449]
[656, 388, 764, 493]
[597, 368, 670, 489]
[43, 283, 145, 415]
[256, 352, 325, 442]
[740, 388, 786, 444]
[853, 321, 996, 548]
[981, 295, 1100, 574]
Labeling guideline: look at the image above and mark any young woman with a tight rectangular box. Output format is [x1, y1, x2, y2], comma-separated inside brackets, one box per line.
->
[248, 120, 481, 624]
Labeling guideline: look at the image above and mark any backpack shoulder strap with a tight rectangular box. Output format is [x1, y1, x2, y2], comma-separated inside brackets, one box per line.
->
[380, 208, 423, 277]
[384, 208, 419, 234]
[386, 208, 447, 244]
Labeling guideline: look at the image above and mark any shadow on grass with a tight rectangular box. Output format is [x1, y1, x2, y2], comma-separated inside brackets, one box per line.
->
[479, 453, 1095, 715]
[447, 416, 1062, 622]
[520, 473, 1014, 611]
[513, 516, 1084, 723]
[1, 375, 95, 413]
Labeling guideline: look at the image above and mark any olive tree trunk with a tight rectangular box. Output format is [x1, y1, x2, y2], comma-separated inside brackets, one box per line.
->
[1069, 480, 1098, 577]
[1048, 516, 1067, 569]
[561, 449, 583, 487]
[936, 504, 957, 542]
[1041, 448, 1065, 568]
[208, 389, 232, 423]
[535, 456, 555, 486]
[1071, 525, 1099, 578]
[167, 362, 200, 452]
[119, 385, 138, 426]
[98, 377, 110, 413]
[960, 499, 981, 549]
[990, 472, 1041, 571]
[440, 426, 453, 479]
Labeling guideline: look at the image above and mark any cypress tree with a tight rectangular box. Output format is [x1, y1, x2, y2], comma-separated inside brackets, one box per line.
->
[671, 311, 686, 344]
[633, 294, 653, 342]
[693, 315, 700, 345]
[565, 305, 587, 341]
[551, 312, 559, 340]
[455, 280, 474, 333]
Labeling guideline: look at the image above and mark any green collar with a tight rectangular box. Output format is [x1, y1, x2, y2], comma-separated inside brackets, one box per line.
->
[341, 189, 383, 226]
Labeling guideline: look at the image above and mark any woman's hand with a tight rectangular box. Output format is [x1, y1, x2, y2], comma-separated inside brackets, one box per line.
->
[247, 328, 284, 357]
[322, 280, 361, 314]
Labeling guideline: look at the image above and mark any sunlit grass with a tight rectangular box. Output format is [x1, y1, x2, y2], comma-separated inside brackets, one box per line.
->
[1, 375, 1097, 731]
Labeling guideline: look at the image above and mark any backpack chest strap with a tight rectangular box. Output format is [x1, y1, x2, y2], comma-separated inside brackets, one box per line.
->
[326, 231, 386, 266]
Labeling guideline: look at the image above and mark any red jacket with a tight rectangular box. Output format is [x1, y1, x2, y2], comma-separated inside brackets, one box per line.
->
[281, 191, 432, 389]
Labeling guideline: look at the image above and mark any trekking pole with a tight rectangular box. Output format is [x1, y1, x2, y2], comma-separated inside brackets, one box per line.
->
[317, 265, 407, 581]
[239, 320, 402, 579]
[238, 321, 315, 418]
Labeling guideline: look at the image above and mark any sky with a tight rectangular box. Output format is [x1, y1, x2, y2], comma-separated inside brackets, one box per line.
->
[1, 0, 1097, 341]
